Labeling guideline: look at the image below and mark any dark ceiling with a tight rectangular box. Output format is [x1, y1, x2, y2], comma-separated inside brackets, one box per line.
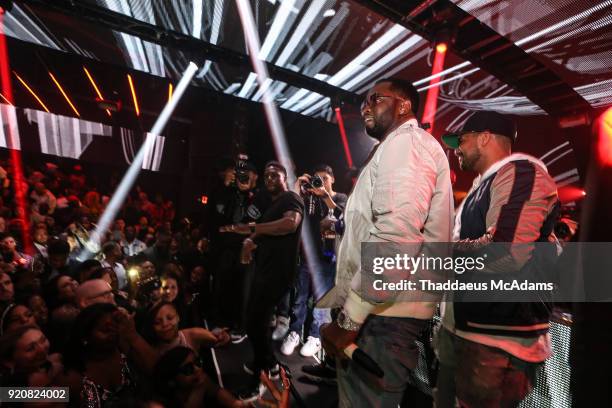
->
[1, 0, 610, 195]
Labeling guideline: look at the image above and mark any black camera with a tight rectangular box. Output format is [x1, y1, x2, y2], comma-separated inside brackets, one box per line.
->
[235, 159, 250, 184]
[302, 175, 324, 191]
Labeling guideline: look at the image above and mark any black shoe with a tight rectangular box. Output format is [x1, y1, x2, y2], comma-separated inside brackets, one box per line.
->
[237, 381, 265, 403]
[243, 362, 280, 380]
[302, 363, 337, 385]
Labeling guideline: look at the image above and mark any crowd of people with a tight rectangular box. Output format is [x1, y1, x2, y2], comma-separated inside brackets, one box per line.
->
[0, 156, 294, 407]
[0, 76, 581, 408]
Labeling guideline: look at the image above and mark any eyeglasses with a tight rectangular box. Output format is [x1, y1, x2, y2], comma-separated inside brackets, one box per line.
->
[361, 93, 400, 110]
[178, 357, 203, 376]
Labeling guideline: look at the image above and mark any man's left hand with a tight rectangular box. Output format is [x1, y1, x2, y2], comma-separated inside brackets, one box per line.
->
[309, 186, 329, 198]
[320, 321, 359, 359]
[219, 223, 251, 234]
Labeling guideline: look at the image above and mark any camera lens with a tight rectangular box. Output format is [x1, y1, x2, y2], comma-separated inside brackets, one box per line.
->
[311, 176, 323, 188]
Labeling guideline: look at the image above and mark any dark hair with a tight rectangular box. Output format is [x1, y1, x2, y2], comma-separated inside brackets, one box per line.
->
[88, 267, 114, 281]
[0, 303, 33, 335]
[42, 274, 72, 310]
[143, 301, 177, 344]
[264, 161, 287, 178]
[0, 325, 41, 365]
[64, 302, 118, 371]
[376, 78, 420, 115]
[102, 240, 119, 255]
[0, 303, 17, 335]
[47, 238, 70, 257]
[160, 271, 187, 323]
[312, 164, 334, 178]
[0, 232, 15, 242]
[154, 346, 193, 397]
[76, 259, 102, 282]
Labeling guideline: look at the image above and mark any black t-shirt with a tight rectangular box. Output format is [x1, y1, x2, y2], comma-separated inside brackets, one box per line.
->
[209, 187, 271, 249]
[254, 191, 304, 284]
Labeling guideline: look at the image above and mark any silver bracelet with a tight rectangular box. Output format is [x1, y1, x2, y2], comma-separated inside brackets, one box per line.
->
[336, 309, 362, 332]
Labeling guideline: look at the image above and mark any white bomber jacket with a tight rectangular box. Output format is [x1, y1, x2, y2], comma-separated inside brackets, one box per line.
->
[318, 119, 454, 323]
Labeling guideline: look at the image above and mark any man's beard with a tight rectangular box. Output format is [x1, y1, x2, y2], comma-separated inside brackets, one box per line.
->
[365, 111, 394, 140]
[459, 149, 481, 171]
[365, 123, 386, 140]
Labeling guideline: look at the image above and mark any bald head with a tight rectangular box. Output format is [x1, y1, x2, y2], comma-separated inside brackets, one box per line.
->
[76, 279, 115, 309]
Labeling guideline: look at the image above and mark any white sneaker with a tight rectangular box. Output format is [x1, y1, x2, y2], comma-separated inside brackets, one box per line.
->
[272, 316, 290, 341]
[281, 331, 300, 356]
[300, 336, 322, 357]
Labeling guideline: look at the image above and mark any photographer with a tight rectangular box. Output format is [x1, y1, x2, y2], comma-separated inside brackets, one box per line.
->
[209, 159, 270, 342]
[279, 165, 346, 357]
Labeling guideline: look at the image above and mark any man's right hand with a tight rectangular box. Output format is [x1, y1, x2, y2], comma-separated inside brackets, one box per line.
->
[240, 238, 257, 264]
[320, 321, 358, 360]
[320, 217, 335, 236]
[223, 169, 236, 187]
[294, 173, 312, 193]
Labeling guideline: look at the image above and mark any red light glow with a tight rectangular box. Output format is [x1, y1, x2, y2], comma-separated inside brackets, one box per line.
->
[0, 14, 33, 254]
[598, 107, 612, 167]
[421, 45, 447, 136]
[334, 107, 354, 168]
[558, 185, 587, 203]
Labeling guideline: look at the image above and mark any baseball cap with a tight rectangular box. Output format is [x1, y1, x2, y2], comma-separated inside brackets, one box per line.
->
[442, 111, 517, 149]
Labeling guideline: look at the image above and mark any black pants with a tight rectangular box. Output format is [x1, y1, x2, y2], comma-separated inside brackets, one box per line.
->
[245, 274, 291, 372]
[214, 248, 247, 329]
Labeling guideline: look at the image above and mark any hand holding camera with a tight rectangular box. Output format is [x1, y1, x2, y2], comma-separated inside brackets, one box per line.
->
[296, 173, 326, 196]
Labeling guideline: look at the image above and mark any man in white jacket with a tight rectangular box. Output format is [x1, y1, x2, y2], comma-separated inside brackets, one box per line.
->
[320, 78, 453, 407]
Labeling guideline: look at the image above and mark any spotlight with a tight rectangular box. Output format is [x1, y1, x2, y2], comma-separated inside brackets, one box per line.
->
[433, 27, 454, 53]
[128, 267, 140, 280]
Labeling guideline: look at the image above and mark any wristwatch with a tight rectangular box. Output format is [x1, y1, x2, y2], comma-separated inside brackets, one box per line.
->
[248, 222, 256, 233]
[336, 309, 362, 332]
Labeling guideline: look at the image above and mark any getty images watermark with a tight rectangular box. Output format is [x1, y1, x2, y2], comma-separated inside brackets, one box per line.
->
[359, 242, 612, 303]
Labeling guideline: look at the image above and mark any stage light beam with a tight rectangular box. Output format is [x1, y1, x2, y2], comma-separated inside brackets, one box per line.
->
[13, 71, 50, 112]
[127, 73, 140, 116]
[86, 62, 198, 255]
[236, 0, 330, 301]
[83, 66, 111, 116]
[334, 107, 353, 168]
[49, 72, 80, 117]
[421, 44, 447, 135]
[0, 91, 11, 105]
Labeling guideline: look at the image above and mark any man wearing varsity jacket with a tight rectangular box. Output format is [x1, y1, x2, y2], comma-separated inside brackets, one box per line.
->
[436, 111, 560, 407]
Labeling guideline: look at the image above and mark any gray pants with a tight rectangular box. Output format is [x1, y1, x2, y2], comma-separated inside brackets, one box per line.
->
[337, 315, 428, 408]
[434, 326, 539, 408]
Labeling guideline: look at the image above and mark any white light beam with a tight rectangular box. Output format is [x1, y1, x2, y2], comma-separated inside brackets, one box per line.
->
[87, 62, 198, 253]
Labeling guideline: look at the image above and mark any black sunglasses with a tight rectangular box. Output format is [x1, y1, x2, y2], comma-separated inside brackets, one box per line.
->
[361, 93, 398, 110]
[178, 357, 203, 376]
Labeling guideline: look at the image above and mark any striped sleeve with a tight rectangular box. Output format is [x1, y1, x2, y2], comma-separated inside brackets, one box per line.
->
[487, 160, 558, 244]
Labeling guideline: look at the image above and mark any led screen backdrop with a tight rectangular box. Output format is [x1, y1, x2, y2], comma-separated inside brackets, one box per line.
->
[0, 104, 185, 173]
